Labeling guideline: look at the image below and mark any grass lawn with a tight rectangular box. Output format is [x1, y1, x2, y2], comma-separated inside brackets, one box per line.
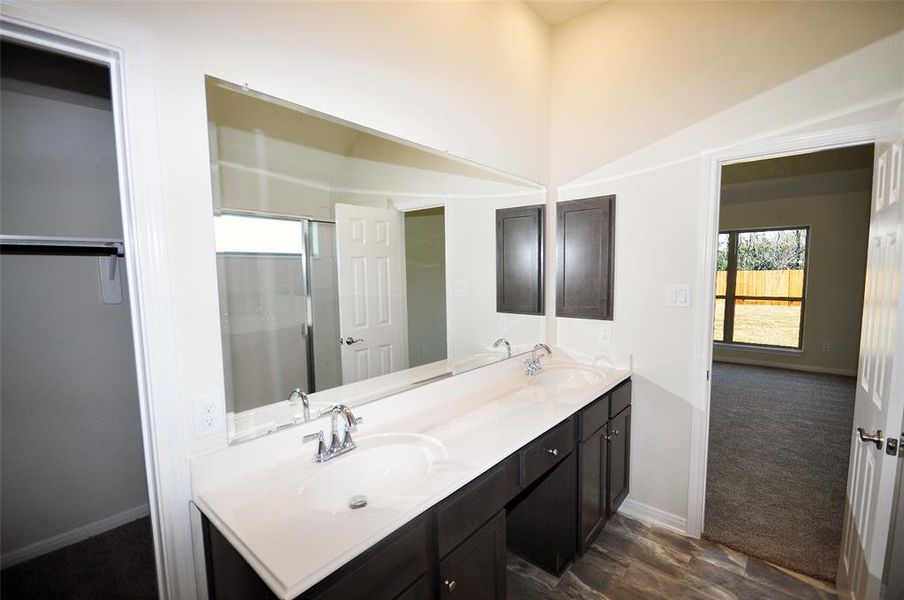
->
[713, 299, 802, 348]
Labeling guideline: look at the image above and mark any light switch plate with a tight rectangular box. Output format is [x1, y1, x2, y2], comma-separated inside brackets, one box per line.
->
[454, 280, 468, 297]
[665, 285, 692, 307]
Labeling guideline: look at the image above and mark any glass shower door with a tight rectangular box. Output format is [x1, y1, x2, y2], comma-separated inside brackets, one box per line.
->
[214, 214, 310, 414]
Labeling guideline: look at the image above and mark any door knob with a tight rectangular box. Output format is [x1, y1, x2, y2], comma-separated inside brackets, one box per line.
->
[857, 427, 884, 450]
[339, 336, 364, 345]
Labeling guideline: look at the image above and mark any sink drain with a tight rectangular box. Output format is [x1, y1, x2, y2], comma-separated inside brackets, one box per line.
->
[349, 495, 368, 510]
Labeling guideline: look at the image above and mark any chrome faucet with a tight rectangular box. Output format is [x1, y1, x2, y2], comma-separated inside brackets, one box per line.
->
[493, 338, 512, 358]
[287, 387, 310, 422]
[524, 343, 552, 376]
[302, 404, 363, 462]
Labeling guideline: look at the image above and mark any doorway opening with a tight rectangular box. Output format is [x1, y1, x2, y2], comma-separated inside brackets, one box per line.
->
[0, 40, 158, 598]
[404, 206, 448, 369]
[703, 144, 874, 586]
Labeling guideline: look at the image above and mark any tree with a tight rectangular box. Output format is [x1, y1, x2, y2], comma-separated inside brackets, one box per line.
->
[716, 229, 807, 271]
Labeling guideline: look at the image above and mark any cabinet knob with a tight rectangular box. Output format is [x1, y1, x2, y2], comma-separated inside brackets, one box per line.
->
[444, 579, 457, 592]
[613, 430, 620, 437]
[545, 448, 559, 457]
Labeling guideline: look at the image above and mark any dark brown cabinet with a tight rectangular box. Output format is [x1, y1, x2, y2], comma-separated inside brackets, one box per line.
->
[578, 421, 607, 552]
[576, 379, 632, 554]
[438, 511, 506, 600]
[556, 195, 615, 320]
[608, 405, 631, 517]
[496, 205, 544, 315]
[507, 451, 577, 576]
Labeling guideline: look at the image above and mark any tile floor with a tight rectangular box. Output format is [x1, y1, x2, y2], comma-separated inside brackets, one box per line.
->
[507, 513, 837, 600]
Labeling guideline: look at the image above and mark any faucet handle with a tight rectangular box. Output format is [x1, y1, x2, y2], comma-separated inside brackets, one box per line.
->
[303, 430, 328, 462]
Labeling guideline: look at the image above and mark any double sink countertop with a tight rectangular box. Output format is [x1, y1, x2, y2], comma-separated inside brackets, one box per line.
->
[191, 349, 631, 599]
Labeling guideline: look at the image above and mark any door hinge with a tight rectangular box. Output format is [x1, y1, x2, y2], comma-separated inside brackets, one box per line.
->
[706, 369, 710, 381]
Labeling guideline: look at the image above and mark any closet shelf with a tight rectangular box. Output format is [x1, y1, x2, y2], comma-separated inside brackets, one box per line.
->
[0, 234, 124, 257]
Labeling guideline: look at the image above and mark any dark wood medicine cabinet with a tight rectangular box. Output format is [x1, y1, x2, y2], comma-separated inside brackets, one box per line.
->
[203, 379, 632, 600]
[556, 195, 616, 321]
[495, 205, 544, 315]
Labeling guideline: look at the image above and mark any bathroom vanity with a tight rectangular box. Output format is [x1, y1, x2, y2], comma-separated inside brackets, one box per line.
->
[193, 355, 631, 600]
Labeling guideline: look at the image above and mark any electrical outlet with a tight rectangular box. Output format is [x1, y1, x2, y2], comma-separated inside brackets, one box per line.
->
[193, 390, 225, 437]
[598, 322, 612, 344]
[498, 315, 509, 334]
[821, 342, 832, 352]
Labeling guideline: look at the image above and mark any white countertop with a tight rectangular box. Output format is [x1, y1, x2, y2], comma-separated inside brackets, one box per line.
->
[191, 350, 631, 599]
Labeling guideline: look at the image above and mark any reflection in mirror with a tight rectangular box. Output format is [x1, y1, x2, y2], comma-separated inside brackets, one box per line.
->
[205, 77, 546, 442]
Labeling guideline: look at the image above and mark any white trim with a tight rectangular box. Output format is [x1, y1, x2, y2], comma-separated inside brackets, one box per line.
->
[687, 123, 881, 539]
[0, 8, 194, 599]
[713, 357, 857, 378]
[618, 498, 689, 536]
[1, 504, 150, 569]
[713, 342, 803, 356]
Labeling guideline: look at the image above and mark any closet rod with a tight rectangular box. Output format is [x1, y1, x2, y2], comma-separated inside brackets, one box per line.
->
[0, 235, 124, 257]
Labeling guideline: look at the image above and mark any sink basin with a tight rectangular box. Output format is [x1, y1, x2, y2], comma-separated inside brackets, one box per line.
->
[295, 433, 447, 514]
[527, 364, 605, 391]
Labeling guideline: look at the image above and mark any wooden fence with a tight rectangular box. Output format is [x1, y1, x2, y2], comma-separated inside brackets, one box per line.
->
[716, 269, 804, 305]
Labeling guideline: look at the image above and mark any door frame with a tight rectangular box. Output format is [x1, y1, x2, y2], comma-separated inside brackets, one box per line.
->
[686, 121, 888, 539]
[0, 9, 194, 599]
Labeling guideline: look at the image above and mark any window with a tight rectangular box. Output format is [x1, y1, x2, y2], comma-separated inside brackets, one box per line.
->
[714, 227, 808, 349]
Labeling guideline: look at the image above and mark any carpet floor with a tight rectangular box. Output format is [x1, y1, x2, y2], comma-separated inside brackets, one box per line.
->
[704, 363, 855, 583]
[0, 517, 158, 599]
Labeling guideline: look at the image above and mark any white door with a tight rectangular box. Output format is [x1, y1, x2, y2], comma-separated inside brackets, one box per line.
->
[839, 105, 904, 599]
[334, 203, 407, 384]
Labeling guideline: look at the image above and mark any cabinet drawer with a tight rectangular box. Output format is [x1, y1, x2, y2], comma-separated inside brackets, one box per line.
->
[435, 457, 518, 558]
[439, 510, 506, 600]
[609, 379, 631, 418]
[579, 395, 609, 442]
[309, 514, 429, 600]
[394, 575, 432, 600]
[521, 418, 574, 488]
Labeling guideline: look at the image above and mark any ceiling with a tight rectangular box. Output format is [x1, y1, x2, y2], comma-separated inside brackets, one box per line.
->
[524, 1, 605, 27]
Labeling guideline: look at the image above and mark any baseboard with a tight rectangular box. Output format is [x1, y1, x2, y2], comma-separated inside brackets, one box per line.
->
[618, 498, 688, 536]
[713, 357, 857, 378]
[1, 503, 150, 569]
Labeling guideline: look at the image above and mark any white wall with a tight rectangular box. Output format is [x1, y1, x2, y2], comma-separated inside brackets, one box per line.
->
[9, 1, 550, 460]
[549, 1, 904, 184]
[445, 192, 547, 357]
[551, 10, 904, 527]
[0, 82, 148, 562]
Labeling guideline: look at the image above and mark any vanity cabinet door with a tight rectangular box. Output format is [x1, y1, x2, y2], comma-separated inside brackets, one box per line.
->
[395, 576, 432, 600]
[607, 406, 631, 517]
[438, 511, 506, 600]
[556, 195, 615, 320]
[496, 205, 544, 315]
[578, 422, 607, 555]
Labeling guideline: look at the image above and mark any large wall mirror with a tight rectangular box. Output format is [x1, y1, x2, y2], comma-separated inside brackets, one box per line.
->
[205, 77, 547, 443]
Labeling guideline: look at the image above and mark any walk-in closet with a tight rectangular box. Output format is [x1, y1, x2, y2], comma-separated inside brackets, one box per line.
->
[0, 40, 157, 598]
